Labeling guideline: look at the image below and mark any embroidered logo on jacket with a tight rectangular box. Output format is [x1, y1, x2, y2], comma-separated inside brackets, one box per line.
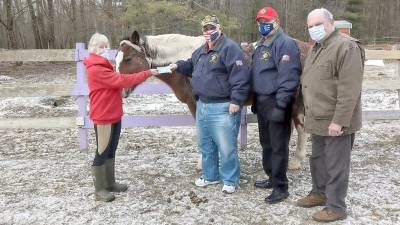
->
[210, 52, 218, 63]
[282, 54, 290, 62]
[261, 51, 271, 61]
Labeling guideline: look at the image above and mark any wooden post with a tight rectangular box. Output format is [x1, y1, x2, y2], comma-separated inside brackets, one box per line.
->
[397, 45, 400, 108]
[75, 43, 89, 151]
[398, 89, 400, 109]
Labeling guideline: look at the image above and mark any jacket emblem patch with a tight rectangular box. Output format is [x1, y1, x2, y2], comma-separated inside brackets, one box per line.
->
[261, 51, 271, 61]
[210, 52, 218, 63]
[282, 54, 290, 62]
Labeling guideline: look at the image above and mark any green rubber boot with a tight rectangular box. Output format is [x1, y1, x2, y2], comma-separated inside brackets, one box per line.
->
[92, 165, 115, 202]
[105, 159, 128, 192]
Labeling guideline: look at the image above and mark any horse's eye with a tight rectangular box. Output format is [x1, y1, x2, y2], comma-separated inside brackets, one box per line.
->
[124, 58, 132, 62]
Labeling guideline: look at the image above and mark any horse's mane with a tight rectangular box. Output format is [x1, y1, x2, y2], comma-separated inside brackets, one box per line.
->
[143, 34, 205, 66]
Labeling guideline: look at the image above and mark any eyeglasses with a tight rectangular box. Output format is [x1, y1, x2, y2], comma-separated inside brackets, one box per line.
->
[202, 25, 217, 32]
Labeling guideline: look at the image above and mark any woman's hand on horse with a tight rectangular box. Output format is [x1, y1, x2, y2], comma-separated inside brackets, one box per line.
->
[150, 69, 160, 76]
[229, 103, 240, 114]
[169, 63, 178, 71]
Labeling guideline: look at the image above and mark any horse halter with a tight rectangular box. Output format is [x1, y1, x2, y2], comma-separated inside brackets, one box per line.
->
[115, 40, 152, 72]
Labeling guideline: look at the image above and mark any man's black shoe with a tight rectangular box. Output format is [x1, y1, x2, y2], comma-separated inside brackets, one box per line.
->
[254, 179, 273, 189]
[265, 189, 289, 204]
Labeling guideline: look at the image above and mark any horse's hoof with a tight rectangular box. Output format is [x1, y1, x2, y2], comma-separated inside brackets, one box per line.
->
[288, 160, 301, 170]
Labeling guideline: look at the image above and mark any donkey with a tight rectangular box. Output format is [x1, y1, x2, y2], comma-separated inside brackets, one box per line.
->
[116, 31, 309, 170]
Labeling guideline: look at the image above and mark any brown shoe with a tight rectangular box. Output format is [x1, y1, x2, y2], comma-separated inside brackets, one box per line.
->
[312, 208, 347, 222]
[296, 192, 326, 208]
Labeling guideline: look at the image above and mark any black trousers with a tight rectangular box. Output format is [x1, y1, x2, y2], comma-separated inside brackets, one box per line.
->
[93, 120, 121, 166]
[256, 95, 293, 191]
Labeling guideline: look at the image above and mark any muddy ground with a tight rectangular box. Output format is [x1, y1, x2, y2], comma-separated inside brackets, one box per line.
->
[0, 61, 399, 225]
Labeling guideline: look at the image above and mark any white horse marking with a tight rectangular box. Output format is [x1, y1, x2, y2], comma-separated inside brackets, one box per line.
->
[145, 34, 205, 66]
[115, 51, 124, 73]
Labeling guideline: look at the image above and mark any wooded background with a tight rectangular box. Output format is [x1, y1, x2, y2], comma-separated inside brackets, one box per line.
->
[1, 0, 399, 49]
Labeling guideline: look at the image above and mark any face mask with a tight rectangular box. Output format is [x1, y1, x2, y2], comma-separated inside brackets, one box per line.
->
[308, 24, 326, 42]
[204, 30, 219, 42]
[99, 48, 110, 59]
[258, 23, 274, 36]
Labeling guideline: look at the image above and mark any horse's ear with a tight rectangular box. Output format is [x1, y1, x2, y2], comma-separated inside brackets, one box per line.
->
[131, 31, 140, 45]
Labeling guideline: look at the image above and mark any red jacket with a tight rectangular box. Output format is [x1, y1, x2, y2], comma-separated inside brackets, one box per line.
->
[83, 54, 151, 124]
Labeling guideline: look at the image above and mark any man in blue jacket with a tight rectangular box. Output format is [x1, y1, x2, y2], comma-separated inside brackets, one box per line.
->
[170, 15, 250, 194]
[252, 7, 301, 203]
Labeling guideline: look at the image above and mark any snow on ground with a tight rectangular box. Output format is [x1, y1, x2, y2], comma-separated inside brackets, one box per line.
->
[0, 62, 399, 225]
[365, 60, 385, 67]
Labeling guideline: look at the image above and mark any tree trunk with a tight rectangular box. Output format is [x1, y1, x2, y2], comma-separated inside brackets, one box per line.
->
[5, 0, 18, 49]
[104, 0, 114, 45]
[27, 0, 42, 48]
[36, 0, 48, 48]
[79, 0, 87, 43]
[71, 0, 78, 45]
[47, 0, 55, 48]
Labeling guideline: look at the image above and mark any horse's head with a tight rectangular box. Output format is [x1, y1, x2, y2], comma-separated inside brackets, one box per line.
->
[116, 31, 151, 74]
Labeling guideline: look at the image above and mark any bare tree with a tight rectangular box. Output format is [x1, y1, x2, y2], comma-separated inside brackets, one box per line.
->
[79, 0, 87, 43]
[3, 0, 18, 48]
[71, 0, 78, 44]
[36, 0, 48, 48]
[47, 0, 55, 48]
[104, 0, 115, 45]
[27, 0, 42, 48]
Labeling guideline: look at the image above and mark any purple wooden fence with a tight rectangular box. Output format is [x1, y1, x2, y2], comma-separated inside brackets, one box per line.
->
[72, 43, 248, 150]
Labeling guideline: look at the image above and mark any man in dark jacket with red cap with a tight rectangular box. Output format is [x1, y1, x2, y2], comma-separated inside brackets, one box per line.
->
[251, 7, 302, 204]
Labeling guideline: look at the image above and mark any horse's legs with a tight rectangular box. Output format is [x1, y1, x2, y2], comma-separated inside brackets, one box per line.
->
[185, 95, 196, 117]
[288, 123, 308, 170]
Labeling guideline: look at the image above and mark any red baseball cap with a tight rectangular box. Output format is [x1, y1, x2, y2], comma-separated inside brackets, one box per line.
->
[256, 7, 279, 22]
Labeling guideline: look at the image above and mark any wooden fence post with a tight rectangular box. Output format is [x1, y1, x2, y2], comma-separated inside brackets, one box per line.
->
[75, 43, 89, 151]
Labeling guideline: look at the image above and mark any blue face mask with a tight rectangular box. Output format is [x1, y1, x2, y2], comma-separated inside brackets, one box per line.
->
[258, 23, 274, 36]
[204, 30, 220, 42]
[210, 30, 219, 41]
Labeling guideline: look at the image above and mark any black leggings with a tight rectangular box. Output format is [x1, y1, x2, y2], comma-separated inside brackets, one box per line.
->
[92, 120, 121, 166]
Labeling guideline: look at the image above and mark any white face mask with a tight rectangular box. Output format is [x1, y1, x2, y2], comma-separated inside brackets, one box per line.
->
[308, 24, 326, 42]
[99, 48, 110, 59]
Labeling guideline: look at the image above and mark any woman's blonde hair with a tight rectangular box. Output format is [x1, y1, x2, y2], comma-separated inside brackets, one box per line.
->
[88, 33, 110, 55]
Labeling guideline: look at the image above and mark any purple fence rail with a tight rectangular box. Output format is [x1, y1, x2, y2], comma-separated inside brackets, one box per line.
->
[72, 43, 248, 150]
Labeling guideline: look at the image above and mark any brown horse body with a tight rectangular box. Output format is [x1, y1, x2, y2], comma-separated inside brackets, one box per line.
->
[117, 31, 310, 170]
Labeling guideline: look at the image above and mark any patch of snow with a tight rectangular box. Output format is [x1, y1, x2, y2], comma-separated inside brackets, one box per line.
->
[365, 60, 385, 67]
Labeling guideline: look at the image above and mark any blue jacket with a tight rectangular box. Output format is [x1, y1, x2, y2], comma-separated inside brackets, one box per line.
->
[176, 35, 250, 105]
[251, 29, 301, 108]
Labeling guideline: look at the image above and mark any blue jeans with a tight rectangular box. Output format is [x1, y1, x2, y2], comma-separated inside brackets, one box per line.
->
[196, 100, 241, 186]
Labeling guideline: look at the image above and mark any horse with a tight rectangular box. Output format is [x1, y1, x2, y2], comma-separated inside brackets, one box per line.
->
[116, 30, 309, 170]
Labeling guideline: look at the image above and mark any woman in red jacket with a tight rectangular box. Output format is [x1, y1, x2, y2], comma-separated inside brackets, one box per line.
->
[84, 33, 159, 202]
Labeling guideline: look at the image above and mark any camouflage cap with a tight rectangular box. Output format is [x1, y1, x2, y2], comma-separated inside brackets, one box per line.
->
[201, 15, 220, 27]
